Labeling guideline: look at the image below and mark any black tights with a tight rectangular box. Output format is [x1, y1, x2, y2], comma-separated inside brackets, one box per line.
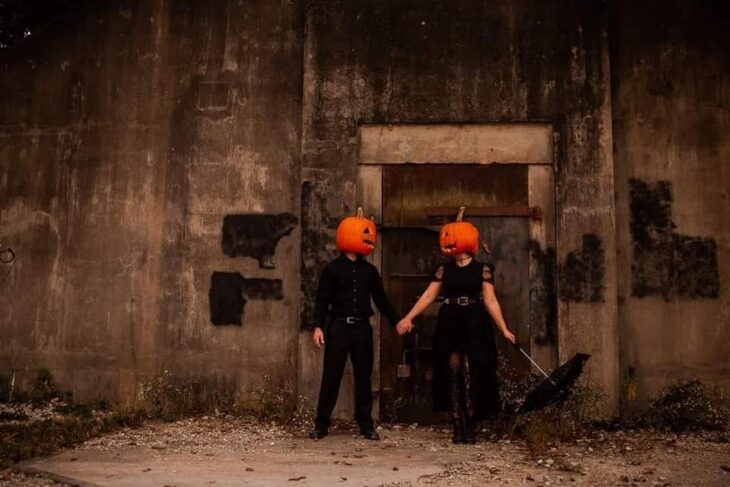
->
[449, 351, 474, 422]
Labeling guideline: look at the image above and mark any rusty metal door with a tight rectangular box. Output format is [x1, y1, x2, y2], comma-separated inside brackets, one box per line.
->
[380, 165, 531, 423]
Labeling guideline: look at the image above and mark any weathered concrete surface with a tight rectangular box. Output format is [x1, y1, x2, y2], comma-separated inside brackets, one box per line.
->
[0, 0, 303, 406]
[16, 418, 730, 487]
[1, 0, 728, 421]
[359, 123, 553, 165]
[300, 0, 618, 416]
[611, 0, 730, 409]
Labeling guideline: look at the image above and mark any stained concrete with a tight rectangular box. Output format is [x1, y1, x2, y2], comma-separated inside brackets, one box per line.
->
[0, 0, 728, 420]
[359, 123, 554, 165]
[300, 0, 618, 416]
[610, 0, 730, 410]
[0, 0, 303, 407]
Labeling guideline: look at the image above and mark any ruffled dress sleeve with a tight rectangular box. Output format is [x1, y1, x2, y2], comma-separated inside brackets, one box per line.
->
[431, 264, 445, 282]
[482, 262, 495, 285]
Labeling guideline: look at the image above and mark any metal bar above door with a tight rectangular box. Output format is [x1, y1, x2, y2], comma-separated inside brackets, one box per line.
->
[425, 206, 542, 220]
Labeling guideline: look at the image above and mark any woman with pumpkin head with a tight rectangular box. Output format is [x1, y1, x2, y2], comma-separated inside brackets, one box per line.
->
[310, 208, 401, 441]
[396, 207, 516, 444]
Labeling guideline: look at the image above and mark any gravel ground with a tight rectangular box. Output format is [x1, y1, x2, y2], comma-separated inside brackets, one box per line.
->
[0, 470, 68, 487]
[8, 416, 730, 487]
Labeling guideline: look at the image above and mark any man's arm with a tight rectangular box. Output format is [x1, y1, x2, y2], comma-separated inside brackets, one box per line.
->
[312, 264, 334, 349]
[313, 264, 333, 329]
[370, 266, 401, 326]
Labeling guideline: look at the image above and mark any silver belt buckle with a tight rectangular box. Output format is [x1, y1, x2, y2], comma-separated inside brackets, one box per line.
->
[346, 316, 356, 324]
[457, 296, 469, 306]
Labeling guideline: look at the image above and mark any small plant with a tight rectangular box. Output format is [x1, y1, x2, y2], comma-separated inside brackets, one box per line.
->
[30, 368, 56, 405]
[137, 370, 196, 420]
[648, 379, 728, 432]
[510, 383, 605, 454]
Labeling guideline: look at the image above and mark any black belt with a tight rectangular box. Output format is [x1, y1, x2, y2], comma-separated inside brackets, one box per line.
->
[333, 316, 367, 324]
[442, 296, 480, 306]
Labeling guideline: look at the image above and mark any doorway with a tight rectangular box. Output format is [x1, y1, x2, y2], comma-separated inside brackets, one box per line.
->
[379, 164, 533, 423]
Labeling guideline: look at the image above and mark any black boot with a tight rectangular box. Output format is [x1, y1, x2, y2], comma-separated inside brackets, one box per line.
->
[464, 416, 476, 444]
[360, 427, 380, 441]
[450, 368, 465, 444]
[452, 419, 465, 444]
[309, 426, 328, 440]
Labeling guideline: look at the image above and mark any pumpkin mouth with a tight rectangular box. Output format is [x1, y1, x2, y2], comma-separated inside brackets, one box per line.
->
[444, 243, 457, 252]
[363, 239, 375, 248]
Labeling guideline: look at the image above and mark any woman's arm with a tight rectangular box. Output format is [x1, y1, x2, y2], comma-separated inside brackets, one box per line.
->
[395, 281, 442, 335]
[482, 282, 516, 344]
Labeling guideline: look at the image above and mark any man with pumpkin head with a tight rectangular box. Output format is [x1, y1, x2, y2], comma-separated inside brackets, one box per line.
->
[396, 207, 516, 444]
[309, 208, 401, 441]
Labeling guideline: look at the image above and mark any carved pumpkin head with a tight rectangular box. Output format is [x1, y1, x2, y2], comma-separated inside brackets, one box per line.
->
[439, 206, 479, 257]
[336, 207, 377, 256]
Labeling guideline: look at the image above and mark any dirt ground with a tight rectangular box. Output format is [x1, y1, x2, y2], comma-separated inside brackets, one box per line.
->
[4, 417, 730, 487]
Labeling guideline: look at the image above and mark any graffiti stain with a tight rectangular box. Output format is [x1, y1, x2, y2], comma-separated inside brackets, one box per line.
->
[221, 213, 298, 269]
[209, 271, 283, 326]
[629, 178, 719, 300]
[559, 233, 605, 303]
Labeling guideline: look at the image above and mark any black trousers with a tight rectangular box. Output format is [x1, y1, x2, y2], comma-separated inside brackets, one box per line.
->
[315, 319, 374, 431]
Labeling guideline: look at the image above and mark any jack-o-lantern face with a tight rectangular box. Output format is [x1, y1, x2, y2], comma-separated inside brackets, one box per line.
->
[439, 207, 479, 257]
[336, 207, 377, 256]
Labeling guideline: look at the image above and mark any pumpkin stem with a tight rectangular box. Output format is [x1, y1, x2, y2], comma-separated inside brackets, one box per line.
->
[356, 207, 364, 218]
[456, 206, 466, 222]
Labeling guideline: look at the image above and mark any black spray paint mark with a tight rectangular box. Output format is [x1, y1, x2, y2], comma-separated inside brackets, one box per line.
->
[222, 213, 298, 269]
[559, 234, 605, 303]
[629, 179, 719, 299]
[528, 241, 557, 345]
[209, 272, 283, 325]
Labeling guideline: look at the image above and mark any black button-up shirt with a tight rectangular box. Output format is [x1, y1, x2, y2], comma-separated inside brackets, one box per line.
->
[313, 254, 401, 328]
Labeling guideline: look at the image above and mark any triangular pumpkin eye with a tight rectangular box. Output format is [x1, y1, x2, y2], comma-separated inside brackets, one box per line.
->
[363, 227, 370, 234]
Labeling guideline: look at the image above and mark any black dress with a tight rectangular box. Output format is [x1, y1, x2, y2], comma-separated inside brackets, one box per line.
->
[431, 259, 501, 419]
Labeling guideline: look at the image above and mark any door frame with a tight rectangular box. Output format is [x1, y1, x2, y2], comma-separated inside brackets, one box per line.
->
[356, 123, 558, 420]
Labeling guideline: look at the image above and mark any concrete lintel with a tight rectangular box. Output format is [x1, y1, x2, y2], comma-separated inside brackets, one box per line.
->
[359, 123, 554, 165]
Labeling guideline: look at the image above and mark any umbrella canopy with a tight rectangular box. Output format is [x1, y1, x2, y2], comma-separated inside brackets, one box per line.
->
[517, 352, 591, 414]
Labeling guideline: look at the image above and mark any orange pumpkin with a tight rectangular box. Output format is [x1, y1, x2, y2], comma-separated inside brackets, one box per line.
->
[336, 207, 377, 256]
[439, 206, 479, 257]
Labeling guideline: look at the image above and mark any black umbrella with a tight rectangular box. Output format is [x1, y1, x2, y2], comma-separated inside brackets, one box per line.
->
[513, 345, 591, 414]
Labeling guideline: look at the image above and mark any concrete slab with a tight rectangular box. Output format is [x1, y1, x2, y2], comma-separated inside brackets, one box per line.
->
[16, 418, 730, 487]
[19, 427, 455, 487]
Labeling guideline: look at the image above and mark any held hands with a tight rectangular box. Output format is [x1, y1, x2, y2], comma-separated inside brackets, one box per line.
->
[396, 318, 415, 335]
[312, 327, 325, 349]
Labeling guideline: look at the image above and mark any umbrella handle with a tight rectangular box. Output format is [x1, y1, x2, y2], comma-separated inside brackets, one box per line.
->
[512, 343, 559, 388]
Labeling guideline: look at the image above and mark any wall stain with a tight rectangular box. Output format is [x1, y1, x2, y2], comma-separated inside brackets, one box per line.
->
[221, 213, 298, 269]
[209, 272, 283, 326]
[559, 234, 605, 303]
[528, 240, 557, 345]
[629, 178, 719, 300]
[300, 179, 339, 330]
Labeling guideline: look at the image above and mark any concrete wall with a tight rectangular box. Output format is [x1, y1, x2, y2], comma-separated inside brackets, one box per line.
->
[1, 0, 727, 418]
[611, 0, 730, 409]
[300, 0, 618, 416]
[0, 0, 303, 406]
